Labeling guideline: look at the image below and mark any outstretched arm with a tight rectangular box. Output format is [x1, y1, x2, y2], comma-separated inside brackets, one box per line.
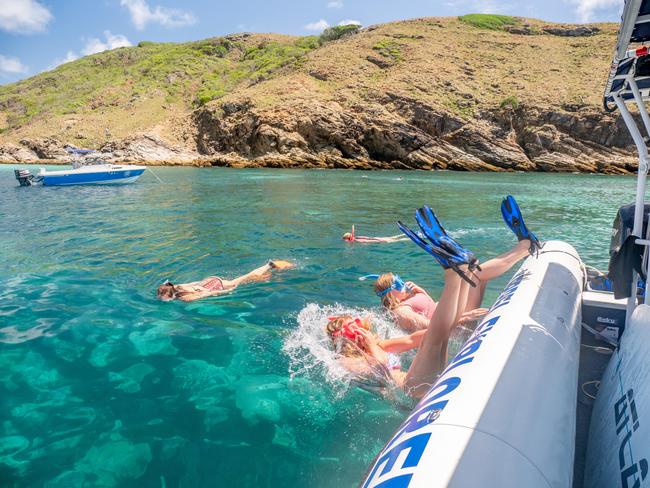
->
[378, 330, 425, 354]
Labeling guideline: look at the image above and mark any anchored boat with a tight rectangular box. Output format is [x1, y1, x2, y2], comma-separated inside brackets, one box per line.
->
[14, 146, 146, 187]
[360, 2, 650, 487]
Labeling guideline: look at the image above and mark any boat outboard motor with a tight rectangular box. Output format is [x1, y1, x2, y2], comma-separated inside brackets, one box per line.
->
[14, 169, 34, 187]
[608, 203, 650, 299]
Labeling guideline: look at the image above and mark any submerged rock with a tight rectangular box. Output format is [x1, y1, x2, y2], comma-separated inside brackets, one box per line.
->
[0, 435, 31, 477]
[173, 359, 232, 412]
[75, 433, 152, 486]
[45, 470, 87, 488]
[109, 362, 155, 393]
[89, 340, 123, 368]
[129, 323, 179, 357]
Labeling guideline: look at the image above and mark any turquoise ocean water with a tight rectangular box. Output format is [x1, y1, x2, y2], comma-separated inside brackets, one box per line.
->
[0, 165, 641, 487]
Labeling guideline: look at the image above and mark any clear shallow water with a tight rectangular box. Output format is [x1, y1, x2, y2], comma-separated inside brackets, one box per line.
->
[0, 165, 642, 487]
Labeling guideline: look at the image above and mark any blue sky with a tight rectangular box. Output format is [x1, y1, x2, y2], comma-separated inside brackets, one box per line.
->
[0, 0, 624, 85]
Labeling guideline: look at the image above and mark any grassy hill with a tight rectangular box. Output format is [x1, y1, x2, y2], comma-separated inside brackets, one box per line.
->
[0, 15, 634, 173]
[0, 32, 325, 146]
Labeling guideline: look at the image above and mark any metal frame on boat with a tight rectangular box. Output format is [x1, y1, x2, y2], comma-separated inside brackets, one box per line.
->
[604, 0, 650, 315]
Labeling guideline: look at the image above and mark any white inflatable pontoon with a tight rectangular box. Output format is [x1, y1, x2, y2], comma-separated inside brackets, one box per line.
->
[361, 241, 584, 488]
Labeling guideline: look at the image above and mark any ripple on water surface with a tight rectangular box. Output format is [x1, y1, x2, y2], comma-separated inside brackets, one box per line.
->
[0, 166, 643, 486]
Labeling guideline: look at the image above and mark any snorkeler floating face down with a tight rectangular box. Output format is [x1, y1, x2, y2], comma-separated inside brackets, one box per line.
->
[157, 260, 295, 302]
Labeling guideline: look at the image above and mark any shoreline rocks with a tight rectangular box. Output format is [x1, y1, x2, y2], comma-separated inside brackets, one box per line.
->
[0, 101, 639, 174]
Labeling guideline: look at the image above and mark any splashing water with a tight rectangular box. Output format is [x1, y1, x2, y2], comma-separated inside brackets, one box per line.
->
[283, 303, 404, 393]
[283, 302, 477, 403]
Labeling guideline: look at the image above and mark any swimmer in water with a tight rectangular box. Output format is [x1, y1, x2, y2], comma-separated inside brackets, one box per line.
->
[342, 225, 410, 243]
[372, 240, 531, 333]
[371, 197, 540, 333]
[326, 263, 471, 399]
[157, 260, 294, 302]
[328, 204, 541, 398]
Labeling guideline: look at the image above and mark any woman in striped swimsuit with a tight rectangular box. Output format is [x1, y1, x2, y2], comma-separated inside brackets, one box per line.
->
[157, 260, 294, 302]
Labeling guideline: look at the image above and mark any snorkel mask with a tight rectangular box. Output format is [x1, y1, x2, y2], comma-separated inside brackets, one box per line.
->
[158, 280, 177, 301]
[329, 317, 363, 342]
[375, 274, 408, 297]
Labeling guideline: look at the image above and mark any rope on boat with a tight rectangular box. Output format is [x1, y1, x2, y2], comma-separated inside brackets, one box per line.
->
[581, 380, 601, 400]
[581, 321, 619, 348]
[147, 167, 164, 184]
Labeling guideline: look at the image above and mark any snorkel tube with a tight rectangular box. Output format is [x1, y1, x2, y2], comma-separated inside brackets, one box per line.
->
[343, 225, 356, 242]
[359, 274, 411, 296]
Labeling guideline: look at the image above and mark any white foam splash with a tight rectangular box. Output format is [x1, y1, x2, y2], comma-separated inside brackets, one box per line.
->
[282, 303, 403, 395]
[283, 302, 476, 401]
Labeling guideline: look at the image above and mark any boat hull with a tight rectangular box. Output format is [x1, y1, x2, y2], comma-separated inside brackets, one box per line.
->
[361, 241, 584, 488]
[41, 166, 146, 186]
[584, 304, 650, 488]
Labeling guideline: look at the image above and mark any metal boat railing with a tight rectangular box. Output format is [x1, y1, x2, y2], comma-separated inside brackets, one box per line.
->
[604, 0, 650, 317]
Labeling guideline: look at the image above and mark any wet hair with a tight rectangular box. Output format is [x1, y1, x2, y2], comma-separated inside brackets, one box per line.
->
[326, 316, 397, 392]
[157, 282, 176, 301]
[375, 273, 402, 310]
[342, 233, 353, 241]
[326, 315, 369, 357]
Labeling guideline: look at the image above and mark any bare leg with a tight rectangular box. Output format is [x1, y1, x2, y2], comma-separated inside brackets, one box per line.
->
[222, 263, 274, 289]
[404, 269, 462, 398]
[454, 279, 471, 328]
[465, 240, 529, 311]
[433, 277, 471, 373]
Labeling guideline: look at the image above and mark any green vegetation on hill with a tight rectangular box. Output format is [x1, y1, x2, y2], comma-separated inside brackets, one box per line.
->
[319, 24, 361, 43]
[0, 34, 321, 127]
[372, 39, 403, 62]
[0, 15, 617, 147]
[458, 14, 519, 30]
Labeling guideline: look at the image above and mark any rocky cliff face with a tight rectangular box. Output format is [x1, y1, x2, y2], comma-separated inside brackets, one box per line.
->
[192, 96, 637, 174]
[2, 98, 636, 173]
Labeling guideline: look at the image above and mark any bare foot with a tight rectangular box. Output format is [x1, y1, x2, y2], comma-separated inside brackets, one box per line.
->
[268, 260, 294, 270]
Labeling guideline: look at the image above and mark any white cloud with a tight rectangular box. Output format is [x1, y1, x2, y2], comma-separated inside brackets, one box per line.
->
[82, 31, 132, 56]
[48, 51, 78, 70]
[327, 0, 344, 8]
[48, 32, 130, 71]
[338, 19, 361, 26]
[0, 0, 52, 34]
[305, 19, 330, 32]
[566, 0, 621, 23]
[0, 54, 27, 74]
[120, 0, 196, 30]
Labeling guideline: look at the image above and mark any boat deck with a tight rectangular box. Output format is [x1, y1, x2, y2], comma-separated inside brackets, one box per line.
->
[572, 326, 614, 487]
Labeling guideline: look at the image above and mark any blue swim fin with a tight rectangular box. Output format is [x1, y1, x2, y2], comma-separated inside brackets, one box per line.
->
[501, 195, 541, 256]
[398, 220, 478, 287]
[415, 206, 476, 265]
